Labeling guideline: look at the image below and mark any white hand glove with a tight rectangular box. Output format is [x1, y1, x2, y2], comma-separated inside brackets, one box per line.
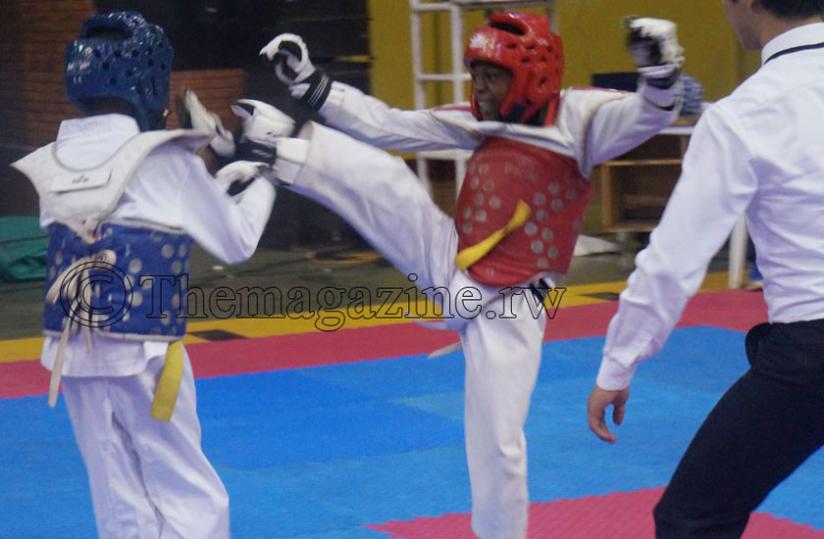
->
[179, 90, 236, 158]
[259, 33, 332, 110]
[625, 17, 684, 88]
[260, 33, 315, 87]
[214, 160, 269, 199]
[231, 99, 295, 162]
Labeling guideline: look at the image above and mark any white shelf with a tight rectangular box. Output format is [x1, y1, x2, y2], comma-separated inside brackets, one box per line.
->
[417, 149, 473, 160]
[412, 2, 452, 12]
[660, 126, 695, 136]
[411, 1, 550, 10]
[415, 73, 472, 82]
[449, 0, 555, 8]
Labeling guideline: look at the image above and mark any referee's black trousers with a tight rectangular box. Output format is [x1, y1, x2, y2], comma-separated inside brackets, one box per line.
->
[654, 320, 824, 538]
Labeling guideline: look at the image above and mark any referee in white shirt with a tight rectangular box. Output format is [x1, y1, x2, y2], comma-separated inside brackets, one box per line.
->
[586, 1, 824, 537]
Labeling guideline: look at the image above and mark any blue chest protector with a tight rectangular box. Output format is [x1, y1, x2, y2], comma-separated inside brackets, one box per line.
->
[11, 127, 209, 341]
[44, 223, 192, 340]
[12, 124, 211, 413]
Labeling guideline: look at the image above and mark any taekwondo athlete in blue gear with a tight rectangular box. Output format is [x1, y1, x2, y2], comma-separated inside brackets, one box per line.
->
[12, 11, 275, 538]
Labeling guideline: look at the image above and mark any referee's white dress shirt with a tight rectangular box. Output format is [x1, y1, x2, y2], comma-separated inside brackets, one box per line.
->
[598, 23, 824, 390]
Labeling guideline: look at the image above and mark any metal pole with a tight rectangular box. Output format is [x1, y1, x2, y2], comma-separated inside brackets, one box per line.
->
[450, 2, 467, 192]
[728, 215, 748, 288]
[409, 0, 431, 188]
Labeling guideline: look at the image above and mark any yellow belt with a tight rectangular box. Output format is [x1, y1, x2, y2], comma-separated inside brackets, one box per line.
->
[455, 200, 531, 271]
[151, 340, 185, 422]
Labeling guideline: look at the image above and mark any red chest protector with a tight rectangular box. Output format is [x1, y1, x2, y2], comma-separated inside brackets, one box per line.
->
[455, 137, 591, 287]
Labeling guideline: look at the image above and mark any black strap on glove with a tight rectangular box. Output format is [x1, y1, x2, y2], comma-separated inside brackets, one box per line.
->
[299, 69, 333, 111]
[235, 139, 278, 164]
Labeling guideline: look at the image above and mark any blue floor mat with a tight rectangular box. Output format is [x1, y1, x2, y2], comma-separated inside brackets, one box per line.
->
[1, 326, 822, 538]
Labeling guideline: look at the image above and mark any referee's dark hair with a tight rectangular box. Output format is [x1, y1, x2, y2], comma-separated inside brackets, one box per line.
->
[760, 0, 824, 18]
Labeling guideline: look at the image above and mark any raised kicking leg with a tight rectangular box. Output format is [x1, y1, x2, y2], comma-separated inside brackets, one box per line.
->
[275, 121, 458, 292]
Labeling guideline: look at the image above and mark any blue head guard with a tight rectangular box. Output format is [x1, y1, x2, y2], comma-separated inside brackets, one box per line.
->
[65, 11, 173, 131]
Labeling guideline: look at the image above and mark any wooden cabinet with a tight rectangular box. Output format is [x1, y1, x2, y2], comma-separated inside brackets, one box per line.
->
[599, 119, 695, 233]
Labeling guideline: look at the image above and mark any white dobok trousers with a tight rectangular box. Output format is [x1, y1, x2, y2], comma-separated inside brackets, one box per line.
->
[285, 124, 548, 539]
[61, 349, 229, 539]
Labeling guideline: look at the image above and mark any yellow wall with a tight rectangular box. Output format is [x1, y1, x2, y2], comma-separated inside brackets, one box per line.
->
[368, 0, 754, 108]
[368, 0, 484, 108]
[368, 0, 415, 109]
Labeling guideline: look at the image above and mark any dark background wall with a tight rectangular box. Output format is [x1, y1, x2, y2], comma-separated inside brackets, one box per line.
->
[0, 0, 370, 249]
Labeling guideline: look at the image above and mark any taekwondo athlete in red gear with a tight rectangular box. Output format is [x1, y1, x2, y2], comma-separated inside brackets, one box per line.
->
[246, 12, 684, 539]
[12, 12, 275, 538]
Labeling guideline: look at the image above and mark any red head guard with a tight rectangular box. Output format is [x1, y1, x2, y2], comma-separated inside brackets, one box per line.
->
[464, 12, 563, 125]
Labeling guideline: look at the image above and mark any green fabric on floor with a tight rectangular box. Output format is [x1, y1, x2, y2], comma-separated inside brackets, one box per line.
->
[0, 216, 47, 282]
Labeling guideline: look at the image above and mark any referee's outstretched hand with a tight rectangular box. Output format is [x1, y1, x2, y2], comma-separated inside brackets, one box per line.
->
[587, 386, 631, 443]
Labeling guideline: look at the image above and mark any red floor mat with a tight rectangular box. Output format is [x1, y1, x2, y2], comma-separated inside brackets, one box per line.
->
[369, 488, 824, 538]
[0, 290, 767, 399]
